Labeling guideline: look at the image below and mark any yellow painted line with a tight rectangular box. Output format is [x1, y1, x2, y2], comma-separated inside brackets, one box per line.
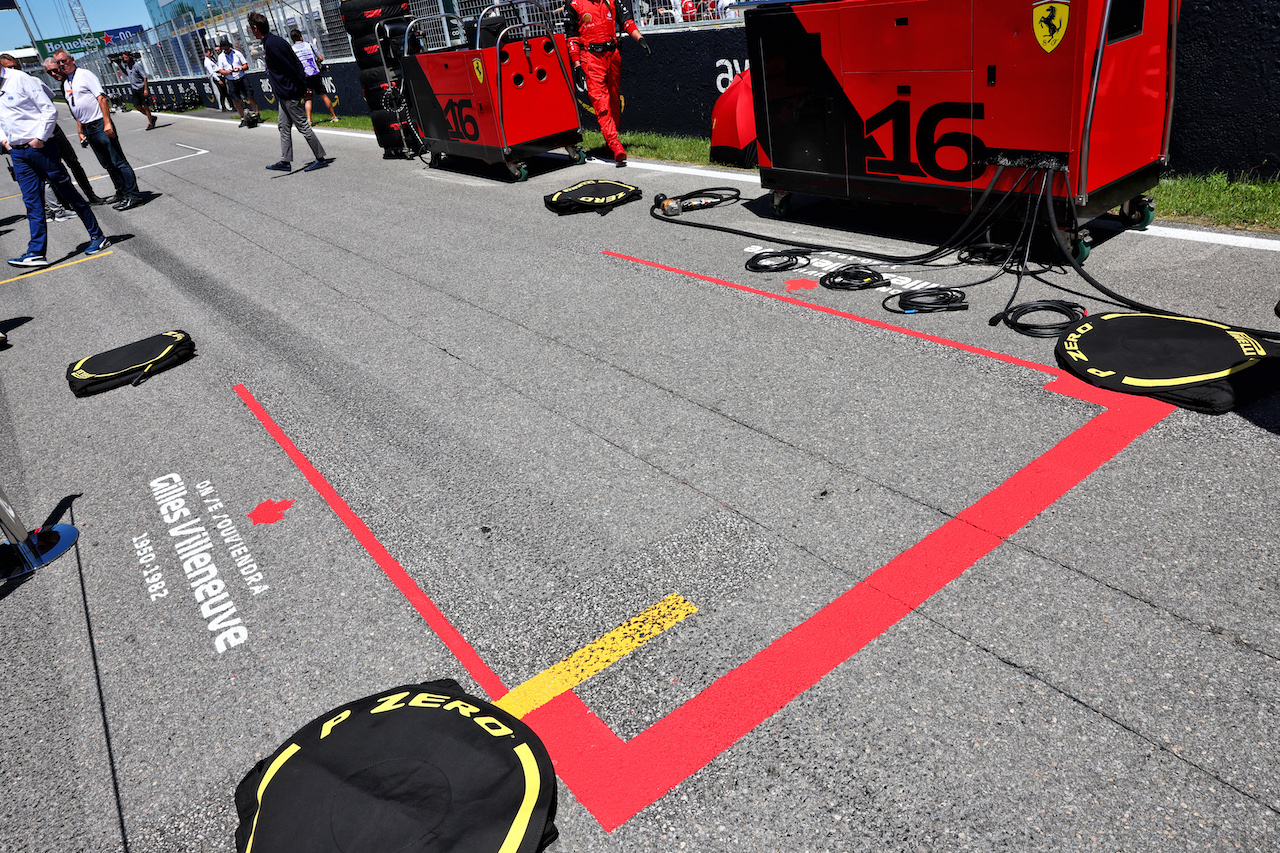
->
[496, 593, 697, 719]
[0, 250, 112, 286]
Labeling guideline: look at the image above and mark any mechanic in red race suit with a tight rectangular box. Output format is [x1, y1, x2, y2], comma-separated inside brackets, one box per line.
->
[564, 0, 652, 166]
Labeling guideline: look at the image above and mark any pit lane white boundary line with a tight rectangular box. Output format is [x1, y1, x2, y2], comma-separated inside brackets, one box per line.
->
[153, 110, 376, 140]
[151, 114, 1280, 253]
[137, 142, 209, 170]
[613, 158, 1280, 254]
[1136, 224, 1280, 252]
[0, 142, 209, 202]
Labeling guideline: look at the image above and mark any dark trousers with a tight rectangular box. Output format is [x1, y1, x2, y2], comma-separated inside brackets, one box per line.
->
[81, 118, 139, 200]
[11, 145, 102, 257]
[51, 124, 97, 200]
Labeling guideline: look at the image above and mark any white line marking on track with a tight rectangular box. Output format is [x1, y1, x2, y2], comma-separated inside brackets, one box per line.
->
[108, 115, 1280, 254]
[1136, 224, 1280, 252]
[135, 143, 209, 170]
[594, 157, 761, 185]
[614, 159, 1280, 254]
[152, 110, 376, 140]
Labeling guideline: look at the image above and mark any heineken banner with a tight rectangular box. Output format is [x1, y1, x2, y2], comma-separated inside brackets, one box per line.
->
[38, 25, 145, 58]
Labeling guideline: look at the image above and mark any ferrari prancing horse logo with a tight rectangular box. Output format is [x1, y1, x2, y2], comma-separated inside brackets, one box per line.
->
[1033, 0, 1070, 53]
[473, 58, 484, 83]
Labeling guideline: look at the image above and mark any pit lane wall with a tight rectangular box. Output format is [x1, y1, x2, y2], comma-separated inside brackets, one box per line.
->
[108, 5, 1277, 177]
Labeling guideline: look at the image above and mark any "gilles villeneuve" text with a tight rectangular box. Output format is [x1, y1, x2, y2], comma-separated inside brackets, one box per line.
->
[149, 473, 249, 654]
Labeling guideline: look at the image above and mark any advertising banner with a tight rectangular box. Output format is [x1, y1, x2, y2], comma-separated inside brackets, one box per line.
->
[38, 25, 146, 58]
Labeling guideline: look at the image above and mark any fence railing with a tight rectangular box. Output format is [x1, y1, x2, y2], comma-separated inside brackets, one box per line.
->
[56, 0, 737, 87]
[70, 0, 342, 87]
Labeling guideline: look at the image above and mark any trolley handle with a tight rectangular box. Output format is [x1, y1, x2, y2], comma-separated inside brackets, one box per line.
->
[405, 14, 469, 53]
[488, 9, 578, 153]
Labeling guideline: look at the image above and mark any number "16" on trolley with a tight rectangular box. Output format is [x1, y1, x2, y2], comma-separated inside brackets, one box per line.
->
[862, 100, 989, 183]
[443, 98, 480, 141]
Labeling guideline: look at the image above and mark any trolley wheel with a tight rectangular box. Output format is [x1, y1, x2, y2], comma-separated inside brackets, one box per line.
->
[1119, 195, 1156, 231]
[427, 151, 443, 168]
[1071, 229, 1093, 264]
[507, 161, 528, 182]
[568, 145, 587, 166]
[770, 190, 791, 219]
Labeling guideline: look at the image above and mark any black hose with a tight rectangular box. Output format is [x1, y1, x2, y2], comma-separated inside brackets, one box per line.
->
[882, 288, 969, 314]
[650, 166, 1011, 266]
[1042, 182, 1280, 341]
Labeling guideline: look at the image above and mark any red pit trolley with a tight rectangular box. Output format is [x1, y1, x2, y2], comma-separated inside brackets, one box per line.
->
[745, 0, 1180, 255]
[392, 0, 586, 181]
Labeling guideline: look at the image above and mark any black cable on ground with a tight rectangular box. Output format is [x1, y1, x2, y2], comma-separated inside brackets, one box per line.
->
[745, 249, 810, 272]
[820, 265, 886, 290]
[986, 171, 1084, 337]
[652, 187, 742, 217]
[649, 165, 1013, 267]
[1042, 176, 1280, 341]
[882, 288, 969, 314]
[957, 243, 1014, 265]
[990, 299, 1087, 337]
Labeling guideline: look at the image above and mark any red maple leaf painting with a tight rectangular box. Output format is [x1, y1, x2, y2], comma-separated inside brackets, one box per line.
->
[784, 279, 818, 291]
[247, 499, 295, 525]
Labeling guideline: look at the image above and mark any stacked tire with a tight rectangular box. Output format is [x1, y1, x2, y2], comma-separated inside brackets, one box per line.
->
[341, 0, 420, 158]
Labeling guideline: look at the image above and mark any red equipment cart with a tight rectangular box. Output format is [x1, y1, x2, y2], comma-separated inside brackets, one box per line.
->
[745, 0, 1180, 253]
[391, 0, 585, 181]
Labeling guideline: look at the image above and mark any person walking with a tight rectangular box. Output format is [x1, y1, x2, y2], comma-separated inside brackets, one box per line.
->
[249, 12, 328, 173]
[42, 56, 111, 204]
[290, 29, 338, 125]
[122, 52, 158, 130]
[217, 39, 260, 127]
[203, 47, 233, 111]
[564, 0, 652, 166]
[0, 63, 109, 267]
[54, 50, 144, 210]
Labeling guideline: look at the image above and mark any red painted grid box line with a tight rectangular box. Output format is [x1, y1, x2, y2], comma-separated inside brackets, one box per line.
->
[235, 254, 1172, 830]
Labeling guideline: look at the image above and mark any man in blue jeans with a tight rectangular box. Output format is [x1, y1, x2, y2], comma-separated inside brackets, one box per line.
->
[54, 49, 144, 211]
[0, 63, 108, 267]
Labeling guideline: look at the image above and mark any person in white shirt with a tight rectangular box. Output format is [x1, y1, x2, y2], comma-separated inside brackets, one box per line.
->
[204, 47, 232, 111]
[55, 49, 144, 210]
[0, 63, 108, 267]
[290, 29, 338, 124]
[216, 39, 260, 126]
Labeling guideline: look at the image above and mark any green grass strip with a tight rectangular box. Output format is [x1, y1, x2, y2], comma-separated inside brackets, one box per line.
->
[1152, 173, 1280, 231]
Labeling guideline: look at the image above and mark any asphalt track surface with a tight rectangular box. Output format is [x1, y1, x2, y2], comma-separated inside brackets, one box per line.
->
[2, 106, 1279, 853]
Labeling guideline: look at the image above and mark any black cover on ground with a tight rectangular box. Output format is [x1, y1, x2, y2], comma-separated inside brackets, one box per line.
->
[1054, 312, 1280, 414]
[234, 678, 559, 853]
[544, 180, 642, 215]
[66, 330, 196, 397]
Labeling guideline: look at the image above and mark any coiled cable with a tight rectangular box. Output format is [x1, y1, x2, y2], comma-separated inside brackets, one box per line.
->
[882, 288, 969, 314]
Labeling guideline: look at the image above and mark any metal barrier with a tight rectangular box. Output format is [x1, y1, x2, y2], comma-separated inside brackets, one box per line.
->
[45, 0, 735, 93]
[68, 0, 349, 88]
